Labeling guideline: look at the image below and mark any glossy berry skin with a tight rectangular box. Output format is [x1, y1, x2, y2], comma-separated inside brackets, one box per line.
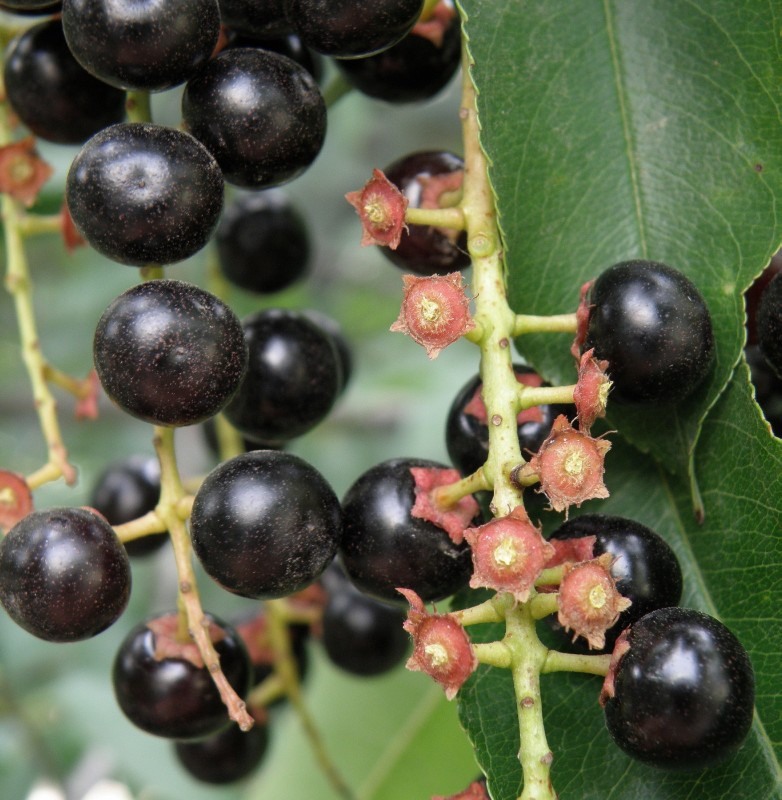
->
[604, 607, 754, 769]
[93, 280, 248, 427]
[446, 365, 570, 477]
[300, 309, 353, 394]
[223, 308, 342, 442]
[757, 272, 782, 379]
[89, 455, 167, 557]
[336, 2, 461, 103]
[190, 450, 341, 599]
[284, 0, 424, 58]
[548, 514, 683, 652]
[322, 583, 409, 676]
[66, 122, 223, 266]
[0, 1, 60, 11]
[340, 458, 473, 604]
[584, 260, 714, 404]
[382, 151, 470, 275]
[216, 191, 311, 294]
[0, 507, 131, 642]
[3, 20, 126, 144]
[182, 48, 326, 189]
[113, 613, 251, 740]
[174, 722, 270, 784]
[225, 31, 324, 83]
[62, 0, 220, 91]
[218, 0, 288, 37]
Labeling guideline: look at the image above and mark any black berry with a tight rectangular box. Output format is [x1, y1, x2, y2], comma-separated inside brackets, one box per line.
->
[174, 722, 270, 784]
[446, 364, 570, 477]
[89, 455, 167, 557]
[284, 0, 425, 58]
[66, 122, 224, 266]
[190, 450, 342, 599]
[0, 507, 131, 642]
[584, 260, 715, 404]
[216, 191, 311, 294]
[182, 48, 326, 188]
[112, 612, 251, 740]
[604, 607, 754, 769]
[548, 514, 683, 652]
[336, 1, 461, 103]
[93, 280, 248, 427]
[223, 308, 342, 442]
[218, 0, 288, 37]
[62, 0, 220, 91]
[381, 151, 469, 275]
[340, 458, 473, 603]
[3, 19, 126, 144]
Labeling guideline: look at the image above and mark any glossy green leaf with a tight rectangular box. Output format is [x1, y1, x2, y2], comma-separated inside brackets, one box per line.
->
[456, 4, 782, 793]
[458, 362, 782, 799]
[460, 0, 782, 478]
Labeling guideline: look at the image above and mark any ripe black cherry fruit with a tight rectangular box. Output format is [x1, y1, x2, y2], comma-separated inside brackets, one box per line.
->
[757, 272, 782, 379]
[336, 1, 461, 104]
[284, 0, 424, 58]
[93, 280, 248, 427]
[583, 260, 714, 404]
[603, 607, 754, 769]
[0, 507, 131, 642]
[340, 458, 473, 604]
[216, 191, 311, 294]
[182, 48, 326, 189]
[3, 19, 126, 145]
[62, 0, 220, 91]
[547, 514, 683, 652]
[66, 123, 223, 266]
[321, 582, 409, 676]
[190, 450, 341, 599]
[382, 151, 469, 276]
[174, 721, 270, 784]
[446, 364, 570, 477]
[89, 455, 167, 557]
[223, 308, 342, 442]
[113, 612, 251, 740]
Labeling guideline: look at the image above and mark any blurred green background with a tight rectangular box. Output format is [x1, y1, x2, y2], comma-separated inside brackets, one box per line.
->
[0, 59, 483, 800]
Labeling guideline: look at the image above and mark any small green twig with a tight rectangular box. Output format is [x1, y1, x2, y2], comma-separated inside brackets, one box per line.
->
[512, 313, 578, 337]
[541, 651, 612, 677]
[432, 467, 490, 508]
[405, 205, 466, 230]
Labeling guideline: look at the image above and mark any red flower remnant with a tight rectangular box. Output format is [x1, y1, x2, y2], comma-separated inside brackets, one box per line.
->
[557, 554, 631, 650]
[391, 272, 475, 358]
[399, 588, 477, 700]
[521, 415, 611, 515]
[544, 535, 596, 570]
[74, 370, 100, 420]
[0, 470, 33, 533]
[573, 348, 611, 434]
[61, 200, 86, 253]
[412, 0, 458, 47]
[346, 168, 408, 248]
[410, 465, 479, 545]
[148, 613, 226, 669]
[599, 626, 632, 706]
[571, 279, 595, 360]
[464, 506, 555, 602]
[432, 779, 489, 800]
[0, 137, 53, 206]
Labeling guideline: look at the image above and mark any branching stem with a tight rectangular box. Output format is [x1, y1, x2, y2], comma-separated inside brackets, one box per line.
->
[152, 426, 255, 732]
[405, 205, 466, 230]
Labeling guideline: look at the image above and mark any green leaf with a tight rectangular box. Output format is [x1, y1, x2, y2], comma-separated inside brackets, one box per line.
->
[458, 363, 782, 799]
[460, 0, 782, 477]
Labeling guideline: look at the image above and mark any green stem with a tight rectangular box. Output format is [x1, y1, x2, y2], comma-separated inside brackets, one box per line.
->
[432, 466, 490, 507]
[405, 205, 466, 230]
[512, 313, 578, 336]
[542, 651, 612, 677]
[450, 592, 511, 627]
[518, 383, 575, 410]
[459, 43, 525, 518]
[321, 73, 354, 107]
[126, 91, 152, 124]
[474, 641, 513, 669]
[528, 592, 559, 620]
[152, 427, 255, 732]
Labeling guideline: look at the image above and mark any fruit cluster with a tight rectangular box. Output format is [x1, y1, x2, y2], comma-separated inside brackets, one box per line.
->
[0, 2, 767, 799]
